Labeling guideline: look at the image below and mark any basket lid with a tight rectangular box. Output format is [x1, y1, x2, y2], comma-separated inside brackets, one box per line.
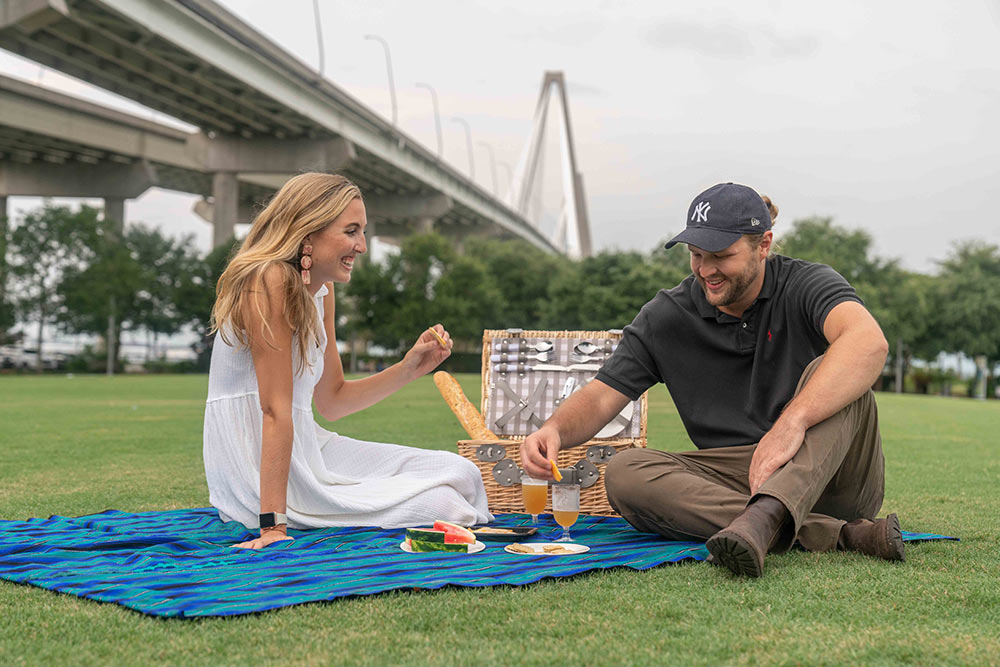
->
[480, 329, 647, 441]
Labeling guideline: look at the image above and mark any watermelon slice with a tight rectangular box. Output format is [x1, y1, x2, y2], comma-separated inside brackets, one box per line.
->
[405, 527, 446, 543]
[433, 520, 476, 544]
[405, 537, 470, 553]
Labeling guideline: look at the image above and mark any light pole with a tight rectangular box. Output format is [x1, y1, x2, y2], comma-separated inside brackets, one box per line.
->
[415, 82, 443, 158]
[312, 0, 325, 76]
[478, 141, 498, 196]
[451, 117, 474, 180]
[364, 34, 397, 126]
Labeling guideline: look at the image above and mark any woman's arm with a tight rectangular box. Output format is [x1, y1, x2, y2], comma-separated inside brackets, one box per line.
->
[234, 266, 296, 549]
[312, 284, 452, 422]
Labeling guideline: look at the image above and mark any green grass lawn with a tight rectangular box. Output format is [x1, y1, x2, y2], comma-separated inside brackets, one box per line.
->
[0, 374, 997, 666]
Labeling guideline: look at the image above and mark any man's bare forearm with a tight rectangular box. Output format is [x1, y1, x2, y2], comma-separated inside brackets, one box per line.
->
[543, 380, 630, 449]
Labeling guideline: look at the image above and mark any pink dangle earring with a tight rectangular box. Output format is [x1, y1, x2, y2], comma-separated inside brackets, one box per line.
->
[300, 238, 313, 285]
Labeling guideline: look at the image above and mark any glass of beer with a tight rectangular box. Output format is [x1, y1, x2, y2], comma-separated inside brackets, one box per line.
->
[521, 474, 548, 525]
[551, 482, 580, 542]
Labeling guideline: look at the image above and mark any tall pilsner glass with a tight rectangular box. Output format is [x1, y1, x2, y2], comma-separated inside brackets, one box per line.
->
[521, 475, 548, 525]
[551, 483, 580, 542]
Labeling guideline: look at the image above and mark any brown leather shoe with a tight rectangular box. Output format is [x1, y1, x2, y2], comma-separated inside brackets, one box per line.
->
[839, 513, 905, 562]
[706, 496, 792, 578]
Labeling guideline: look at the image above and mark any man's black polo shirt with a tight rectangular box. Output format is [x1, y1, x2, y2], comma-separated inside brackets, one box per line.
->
[596, 255, 862, 449]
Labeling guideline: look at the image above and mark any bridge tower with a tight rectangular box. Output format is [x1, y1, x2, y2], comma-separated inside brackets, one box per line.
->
[507, 71, 592, 258]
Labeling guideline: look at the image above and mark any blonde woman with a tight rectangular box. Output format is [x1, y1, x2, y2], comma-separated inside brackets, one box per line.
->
[204, 173, 491, 549]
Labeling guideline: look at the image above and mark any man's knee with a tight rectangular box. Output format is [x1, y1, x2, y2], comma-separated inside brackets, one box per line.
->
[604, 447, 645, 507]
[605, 448, 685, 511]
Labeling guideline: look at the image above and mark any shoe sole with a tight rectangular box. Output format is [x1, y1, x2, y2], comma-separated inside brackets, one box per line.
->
[885, 513, 905, 562]
[706, 530, 764, 578]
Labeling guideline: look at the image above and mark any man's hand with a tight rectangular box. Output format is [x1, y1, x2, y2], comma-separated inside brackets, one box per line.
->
[520, 426, 561, 480]
[748, 415, 807, 495]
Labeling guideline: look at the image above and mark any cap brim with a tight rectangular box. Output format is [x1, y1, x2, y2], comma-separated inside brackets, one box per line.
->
[664, 227, 744, 253]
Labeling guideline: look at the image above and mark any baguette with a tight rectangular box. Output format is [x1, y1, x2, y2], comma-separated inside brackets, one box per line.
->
[433, 371, 497, 439]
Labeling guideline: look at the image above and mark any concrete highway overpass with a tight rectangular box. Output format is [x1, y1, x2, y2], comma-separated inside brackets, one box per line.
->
[0, 0, 558, 252]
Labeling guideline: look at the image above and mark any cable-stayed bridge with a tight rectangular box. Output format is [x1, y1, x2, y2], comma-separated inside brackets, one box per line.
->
[0, 0, 592, 256]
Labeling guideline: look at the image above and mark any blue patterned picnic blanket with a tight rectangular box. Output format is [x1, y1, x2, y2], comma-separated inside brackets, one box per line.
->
[0, 508, 956, 618]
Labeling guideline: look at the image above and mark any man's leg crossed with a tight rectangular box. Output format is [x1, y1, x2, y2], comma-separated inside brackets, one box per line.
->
[605, 446, 755, 541]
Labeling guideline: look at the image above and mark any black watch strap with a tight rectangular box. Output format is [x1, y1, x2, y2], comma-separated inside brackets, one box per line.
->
[258, 512, 288, 529]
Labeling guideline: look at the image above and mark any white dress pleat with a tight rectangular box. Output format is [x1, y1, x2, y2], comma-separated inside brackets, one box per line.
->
[203, 284, 492, 529]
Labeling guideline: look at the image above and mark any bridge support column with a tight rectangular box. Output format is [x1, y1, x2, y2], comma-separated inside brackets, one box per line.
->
[103, 197, 125, 235]
[0, 195, 7, 307]
[102, 197, 126, 377]
[212, 172, 239, 248]
[415, 218, 435, 234]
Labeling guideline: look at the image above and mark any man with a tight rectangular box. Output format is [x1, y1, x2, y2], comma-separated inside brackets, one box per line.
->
[521, 182, 903, 577]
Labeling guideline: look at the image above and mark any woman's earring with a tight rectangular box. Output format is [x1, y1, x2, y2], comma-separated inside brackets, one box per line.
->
[300, 241, 313, 285]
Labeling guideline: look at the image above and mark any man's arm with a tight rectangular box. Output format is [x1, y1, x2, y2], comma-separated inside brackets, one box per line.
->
[520, 379, 631, 480]
[748, 300, 889, 495]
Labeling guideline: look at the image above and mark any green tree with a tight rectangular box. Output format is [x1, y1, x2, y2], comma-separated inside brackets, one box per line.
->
[7, 204, 99, 370]
[342, 233, 503, 352]
[0, 208, 12, 343]
[462, 237, 571, 329]
[175, 236, 240, 368]
[57, 223, 144, 369]
[777, 217, 889, 287]
[432, 253, 503, 341]
[776, 216, 929, 381]
[126, 225, 204, 358]
[542, 244, 690, 330]
[935, 241, 1000, 379]
[339, 251, 403, 350]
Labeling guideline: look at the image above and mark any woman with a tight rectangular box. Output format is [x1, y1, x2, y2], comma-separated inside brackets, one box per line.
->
[204, 172, 491, 549]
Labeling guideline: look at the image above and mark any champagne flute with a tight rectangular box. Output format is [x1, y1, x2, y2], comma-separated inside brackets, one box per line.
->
[521, 474, 548, 525]
[551, 482, 580, 542]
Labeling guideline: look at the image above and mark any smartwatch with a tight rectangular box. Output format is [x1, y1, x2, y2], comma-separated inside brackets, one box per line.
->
[258, 512, 288, 529]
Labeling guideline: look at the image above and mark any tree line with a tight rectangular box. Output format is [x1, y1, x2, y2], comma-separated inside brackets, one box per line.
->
[1, 203, 997, 395]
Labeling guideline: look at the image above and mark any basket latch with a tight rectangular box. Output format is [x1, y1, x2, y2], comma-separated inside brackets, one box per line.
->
[572, 459, 600, 488]
[586, 445, 618, 465]
[476, 444, 507, 462]
[491, 459, 522, 486]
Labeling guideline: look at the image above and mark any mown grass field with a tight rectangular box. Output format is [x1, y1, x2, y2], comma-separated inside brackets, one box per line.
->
[0, 374, 997, 666]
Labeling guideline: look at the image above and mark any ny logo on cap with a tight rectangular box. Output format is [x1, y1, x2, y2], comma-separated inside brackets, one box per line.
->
[691, 201, 711, 223]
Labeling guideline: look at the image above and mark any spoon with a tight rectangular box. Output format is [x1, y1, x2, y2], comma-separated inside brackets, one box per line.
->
[493, 341, 554, 353]
[574, 341, 598, 355]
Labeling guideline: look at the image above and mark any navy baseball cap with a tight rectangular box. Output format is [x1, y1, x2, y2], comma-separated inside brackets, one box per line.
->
[665, 183, 772, 252]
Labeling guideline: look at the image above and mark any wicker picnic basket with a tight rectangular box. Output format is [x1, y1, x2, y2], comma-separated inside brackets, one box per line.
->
[456, 329, 647, 516]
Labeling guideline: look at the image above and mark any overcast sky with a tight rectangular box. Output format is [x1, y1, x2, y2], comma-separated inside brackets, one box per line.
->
[3, 0, 999, 272]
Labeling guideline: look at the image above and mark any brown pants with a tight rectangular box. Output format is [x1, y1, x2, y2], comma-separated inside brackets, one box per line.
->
[604, 356, 885, 552]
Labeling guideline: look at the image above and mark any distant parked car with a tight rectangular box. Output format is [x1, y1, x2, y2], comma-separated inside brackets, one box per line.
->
[0, 347, 65, 371]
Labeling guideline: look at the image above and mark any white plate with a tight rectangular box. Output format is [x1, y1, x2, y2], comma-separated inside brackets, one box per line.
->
[503, 542, 590, 556]
[399, 540, 485, 554]
[594, 402, 634, 438]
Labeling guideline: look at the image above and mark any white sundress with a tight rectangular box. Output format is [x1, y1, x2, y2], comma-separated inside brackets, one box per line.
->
[203, 284, 493, 530]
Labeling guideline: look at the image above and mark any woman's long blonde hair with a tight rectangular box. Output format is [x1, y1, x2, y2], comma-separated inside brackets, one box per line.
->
[211, 172, 362, 370]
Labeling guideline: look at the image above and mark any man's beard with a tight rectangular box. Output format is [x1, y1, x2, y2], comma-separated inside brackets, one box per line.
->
[701, 259, 761, 309]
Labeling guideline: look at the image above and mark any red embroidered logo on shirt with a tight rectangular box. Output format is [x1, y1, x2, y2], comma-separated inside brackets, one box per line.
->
[767, 330, 772, 342]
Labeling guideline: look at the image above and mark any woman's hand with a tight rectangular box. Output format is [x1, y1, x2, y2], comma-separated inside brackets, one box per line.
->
[400, 324, 453, 380]
[233, 528, 295, 550]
